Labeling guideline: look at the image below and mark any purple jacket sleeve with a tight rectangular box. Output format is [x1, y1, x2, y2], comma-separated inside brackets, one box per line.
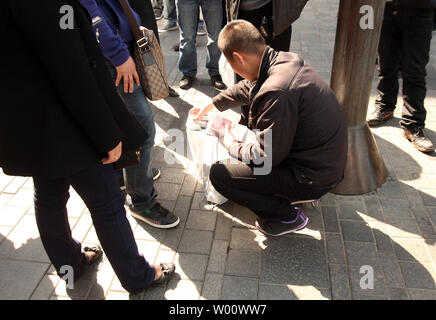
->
[79, 0, 130, 67]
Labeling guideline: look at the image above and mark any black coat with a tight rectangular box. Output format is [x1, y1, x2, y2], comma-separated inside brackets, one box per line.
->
[129, 0, 160, 43]
[0, 0, 147, 178]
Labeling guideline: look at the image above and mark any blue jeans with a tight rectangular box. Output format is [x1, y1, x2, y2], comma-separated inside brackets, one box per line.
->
[163, 0, 177, 22]
[106, 59, 158, 213]
[33, 163, 156, 293]
[176, 0, 223, 77]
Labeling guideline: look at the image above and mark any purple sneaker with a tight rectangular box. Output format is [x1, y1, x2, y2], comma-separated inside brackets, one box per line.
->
[255, 208, 309, 236]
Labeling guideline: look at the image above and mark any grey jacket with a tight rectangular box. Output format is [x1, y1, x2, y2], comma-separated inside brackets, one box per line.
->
[226, 0, 308, 36]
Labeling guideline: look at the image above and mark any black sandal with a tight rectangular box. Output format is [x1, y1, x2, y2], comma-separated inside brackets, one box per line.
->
[84, 245, 103, 265]
[152, 262, 176, 285]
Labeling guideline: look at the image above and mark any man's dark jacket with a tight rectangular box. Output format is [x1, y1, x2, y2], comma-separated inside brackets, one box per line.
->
[0, 0, 146, 178]
[226, 0, 308, 36]
[212, 47, 348, 188]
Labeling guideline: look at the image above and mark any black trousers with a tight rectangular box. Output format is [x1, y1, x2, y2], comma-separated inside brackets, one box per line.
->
[376, 5, 433, 130]
[237, 1, 292, 52]
[209, 160, 331, 221]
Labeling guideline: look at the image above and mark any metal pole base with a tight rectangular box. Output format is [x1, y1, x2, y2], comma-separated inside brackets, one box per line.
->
[332, 124, 388, 195]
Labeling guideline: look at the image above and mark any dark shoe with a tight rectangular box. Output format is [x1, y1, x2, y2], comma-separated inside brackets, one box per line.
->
[179, 75, 195, 90]
[172, 42, 180, 52]
[403, 127, 434, 153]
[367, 108, 394, 127]
[153, 6, 163, 20]
[130, 203, 180, 229]
[84, 245, 103, 265]
[210, 75, 226, 90]
[152, 168, 161, 181]
[197, 20, 207, 35]
[168, 86, 179, 97]
[255, 208, 309, 237]
[158, 19, 178, 33]
[152, 262, 176, 285]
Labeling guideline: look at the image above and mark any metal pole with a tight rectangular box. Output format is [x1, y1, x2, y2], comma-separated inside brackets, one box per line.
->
[330, 0, 388, 195]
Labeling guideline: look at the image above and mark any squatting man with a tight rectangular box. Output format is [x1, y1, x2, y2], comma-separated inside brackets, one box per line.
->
[190, 20, 348, 236]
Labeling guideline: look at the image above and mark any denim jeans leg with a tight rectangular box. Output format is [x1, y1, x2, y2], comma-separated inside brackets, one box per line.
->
[200, 0, 222, 76]
[33, 177, 89, 278]
[105, 60, 158, 213]
[176, 0, 199, 77]
[163, 0, 177, 22]
[68, 164, 156, 292]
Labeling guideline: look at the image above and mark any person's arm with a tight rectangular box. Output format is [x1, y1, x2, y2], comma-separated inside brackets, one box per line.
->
[225, 92, 298, 168]
[190, 80, 255, 121]
[79, 0, 130, 67]
[212, 79, 255, 111]
[9, 0, 122, 155]
[79, 0, 139, 93]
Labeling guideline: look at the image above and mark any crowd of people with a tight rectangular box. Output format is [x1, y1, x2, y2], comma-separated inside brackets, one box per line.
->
[0, 0, 434, 295]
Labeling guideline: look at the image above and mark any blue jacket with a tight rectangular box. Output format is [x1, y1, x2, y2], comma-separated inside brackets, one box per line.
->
[79, 0, 141, 67]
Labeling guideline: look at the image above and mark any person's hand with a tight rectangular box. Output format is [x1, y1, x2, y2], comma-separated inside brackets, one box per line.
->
[222, 124, 236, 150]
[102, 141, 122, 165]
[115, 56, 140, 93]
[189, 103, 215, 122]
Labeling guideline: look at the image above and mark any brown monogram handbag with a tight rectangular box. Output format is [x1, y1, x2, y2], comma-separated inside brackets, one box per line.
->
[119, 0, 169, 100]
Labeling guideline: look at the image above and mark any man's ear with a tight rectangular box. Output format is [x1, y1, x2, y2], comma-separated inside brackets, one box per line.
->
[232, 51, 244, 65]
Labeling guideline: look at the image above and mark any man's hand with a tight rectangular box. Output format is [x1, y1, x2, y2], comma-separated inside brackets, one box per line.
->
[115, 56, 140, 93]
[222, 124, 236, 150]
[102, 141, 122, 165]
[190, 103, 215, 122]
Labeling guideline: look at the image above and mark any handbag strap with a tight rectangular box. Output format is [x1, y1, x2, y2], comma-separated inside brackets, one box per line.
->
[118, 0, 148, 47]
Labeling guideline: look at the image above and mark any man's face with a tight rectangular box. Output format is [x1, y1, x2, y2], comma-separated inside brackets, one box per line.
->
[226, 53, 257, 82]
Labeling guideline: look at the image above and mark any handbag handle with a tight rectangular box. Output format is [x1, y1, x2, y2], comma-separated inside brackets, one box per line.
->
[118, 0, 149, 48]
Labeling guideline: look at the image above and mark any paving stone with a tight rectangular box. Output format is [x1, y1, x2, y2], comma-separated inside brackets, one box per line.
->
[221, 276, 258, 300]
[399, 262, 436, 289]
[340, 220, 375, 242]
[0, 205, 27, 227]
[29, 274, 59, 300]
[393, 238, 432, 263]
[322, 206, 340, 232]
[337, 201, 366, 220]
[0, 215, 49, 263]
[142, 284, 166, 300]
[214, 213, 233, 241]
[174, 253, 208, 281]
[368, 221, 394, 251]
[325, 232, 346, 264]
[380, 199, 413, 219]
[386, 218, 422, 239]
[225, 249, 259, 278]
[134, 221, 166, 243]
[179, 174, 197, 197]
[378, 251, 405, 287]
[258, 283, 331, 300]
[230, 227, 265, 251]
[348, 265, 387, 297]
[408, 288, 436, 300]
[165, 279, 202, 300]
[328, 264, 352, 300]
[201, 273, 224, 300]
[376, 179, 405, 199]
[155, 182, 181, 201]
[344, 241, 379, 267]
[420, 189, 436, 207]
[178, 230, 213, 254]
[186, 210, 217, 231]
[363, 194, 385, 222]
[232, 204, 257, 228]
[207, 240, 229, 273]
[387, 287, 409, 300]
[0, 259, 49, 299]
[173, 195, 193, 222]
[260, 236, 329, 288]
[158, 167, 186, 184]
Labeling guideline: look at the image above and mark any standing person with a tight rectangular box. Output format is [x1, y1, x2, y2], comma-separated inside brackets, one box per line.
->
[0, 0, 175, 293]
[79, 0, 180, 228]
[367, 0, 435, 153]
[225, 0, 308, 52]
[159, 0, 178, 32]
[176, 0, 226, 90]
[191, 21, 347, 236]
